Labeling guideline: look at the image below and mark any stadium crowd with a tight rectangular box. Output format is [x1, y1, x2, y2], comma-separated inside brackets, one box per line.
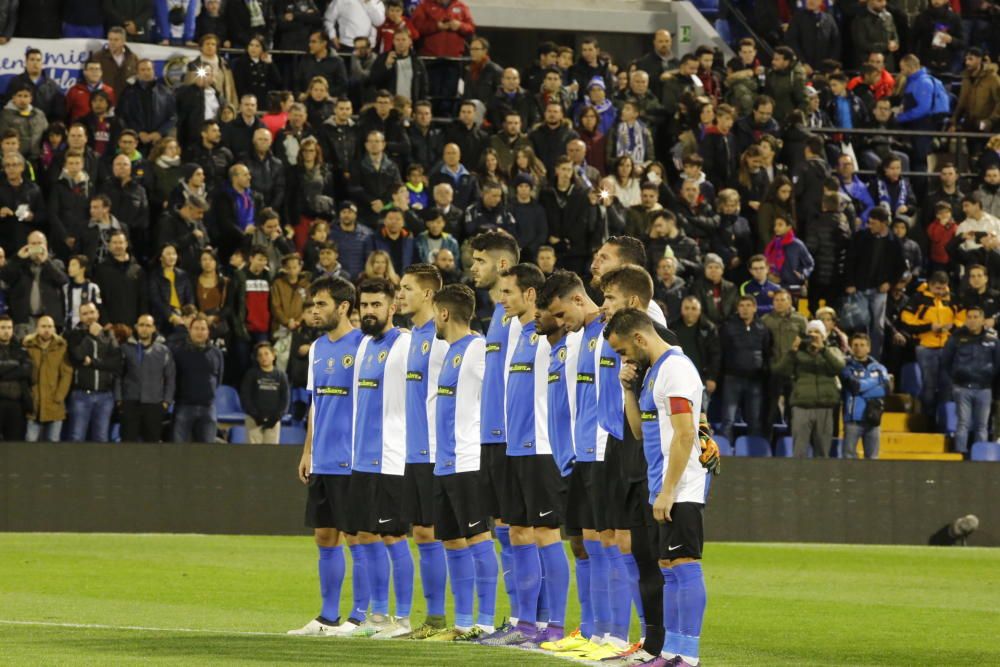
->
[0, 0, 998, 457]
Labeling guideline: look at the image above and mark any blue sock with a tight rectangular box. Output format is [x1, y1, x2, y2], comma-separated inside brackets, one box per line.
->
[661, 567, 680, 656]
[349, 543, 370, 622]
[539, 542, 569, 628]
[445, 547, 475, 629]
[387, 540, 414, 618]
[583, 540, 611, 636]
[575, 556, 594, 638]
[364, 541, 390, 616]
[537, 554, 549, 625]
[606, 544, 630, 641]
[469, 539, 498, 627]
[495, 526, 517, 619]
[623, 552, 644, 634]
[318, 546, 345, 623]
[673, 562, 706, 660]
[512, 543, 541, 627]
[417, 542, 447, 617]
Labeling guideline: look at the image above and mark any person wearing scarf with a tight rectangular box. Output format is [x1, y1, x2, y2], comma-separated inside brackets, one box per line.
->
[578, 77, 617, 136]
[873, 158, 916, 225]
[611, 99, 653, 166]
[765, 215, 814, 288]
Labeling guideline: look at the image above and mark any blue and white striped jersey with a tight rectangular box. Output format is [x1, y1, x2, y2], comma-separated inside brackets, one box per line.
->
[597, 337, 625, 441]
[307, 328, 365, 475]
[405, 318, 449, 464]
[548, 329, 582, 476]
[506, 320, 552, 457]
[482, 301, 522, 445]
[435, 334, 486, 476]
[639, 348, 705, 505]
[352, 327, 411, 476]
[574, 316, 611, 462]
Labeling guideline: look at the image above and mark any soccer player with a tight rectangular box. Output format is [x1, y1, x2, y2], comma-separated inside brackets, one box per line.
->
[607, 308, 709, 667]
[288, 276, 366, 637]
[468, 230, 522, 627]
[424, 283, 499, 642]
[590, 236, 668, 327]
[481, 263, 564, 647]
[340, 278, 413, 638]
[396, 264, 451, 639]
[538, 269, 640, 661]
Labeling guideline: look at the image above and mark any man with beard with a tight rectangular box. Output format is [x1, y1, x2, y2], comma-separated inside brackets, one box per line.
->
[339, 278, 413, 639]
[288, 276, 365, 637]
[590, 236, 668, 327]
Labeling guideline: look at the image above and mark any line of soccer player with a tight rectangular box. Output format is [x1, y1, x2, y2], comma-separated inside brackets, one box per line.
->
[288, 230, 719, 667]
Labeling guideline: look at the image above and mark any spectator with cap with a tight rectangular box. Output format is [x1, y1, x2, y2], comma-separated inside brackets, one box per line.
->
[23, 315, 72, 442]
[170, 314, 224, 443]
[240, 341, 290, 444]
[120, 313, 175, 443]
[841, 331, 890, 459]
[943, 306, 1000, 456]
[66, 302, 122, 442]
[774, 318, 846, 457]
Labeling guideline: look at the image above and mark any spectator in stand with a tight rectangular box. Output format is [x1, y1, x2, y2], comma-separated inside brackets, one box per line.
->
[845, 207, 906, 357]
[0, 152, 46, 254]
[119, 60, 177, 157]
[674, 295, 721, 397]
[462, 35, 502, 104]
[901, 272, 963, 421]
[912, 0, 964, 75]
[487, 69, 538, 134]
[851, 0, 900, 70]
[222, 95, 266, 161]
[356, 90, 409, 164]
[370, 208, 417, 274]
[411, 0, 475, 115]
[170, 315, 224, 443]
[652, 255, 685, 323]
[371, 29, 430, 103]
[859, 98, 910, 173]
[91, 27, 139, 101]
[62, 255, 102, 330]
[148, 242, 195, 334]
[944, 305, 1000, 456]
[700, 104, 738, 191]
[978, 166, 1000, 219]
[928, 202, 959, 274]
[443, 101, 488, 170]
[950, 48, 1000, 135]
[7, 49, 66, 122]
[794, 136, 832, 226]
[530, 101, 579, 176]
[835, 154, 876, 227]
[432, 248, 460, 284]
[892, 219, 923, 286]
[0, 85, 48, 162]
[805, 193, 851, 313]
[764, 46, 808, 124]
[960, 264, 1000, 329]
[231, 35, 283, 106]
[719, 295, 770, 445]
[231, 245, 273, 369]
[49, 151, 97, 255]
[156, 0, 199, 45]
[23, 315, 72, 442]
[762, 287, 808, 430]
[93, 231, 146, 327]
[245, 129, 286, 219]
[358, 248, 400, 285]
[224, 0, 274, 49]
[1, 232, 67, 332]
[416, 207, 461, 267]
[194, 247, 232, 340]
[66, 60, 117, 125]
[896, 54, 948, 174]
[376, 0, 417, 52]
[270, 253, 310, 370]
[756, 175, 796, 252]
[211, 163, 263, 259]
[764, 214, 814, 290]
[330, 201, 373, 279]
[463, 181, 515, 238]
[632, 29, 678, 100]
[245, 209, 295, 275]
[158, 192, 210, 278]
[733, 96, 780, 157]
[273, 102, 314, 169]
[274, 2, 322, 86]
[0, 314, 31, 440]
[428, 142, 479, 210]
[740, 253, 781, 315]
[348, 130, 402, 226]
[689, 254, 738, 327]
[120, 313, 175, 443]
[675, 178, 719, 254]
[101, 155, 148, 254]
[855, 52, 895, 102]
[324, 0, 384, 49]
[872, 155, 917, 228]
[185, 123, 232, 198]
[540, 156, 596, 275]
[785, 0, 841, 74]
[240, 341, 290, 444]
[175, 66, 227, 153]
[315, 241, 353, 281]
[66, 302, 122, 442]
[841, 331, 890, 459]
[408, 101, 444, 172]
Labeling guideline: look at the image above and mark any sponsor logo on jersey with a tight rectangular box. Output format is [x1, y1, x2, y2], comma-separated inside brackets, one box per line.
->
[577, 372, 595, 384]
[406, 371, 423, 381]
[437, 385, 456, 396]
[485, 342, 502, 353]
[599, 356, 617, 368]
[640, 410, 657, 422]
[316, 386, 349, 396]
[358, 379, 380, 389]
[510, 362, 533, 373]
[548, 372, 560, 383]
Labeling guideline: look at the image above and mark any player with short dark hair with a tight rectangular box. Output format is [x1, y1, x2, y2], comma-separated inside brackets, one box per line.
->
[606, 308, 709, 667]
[288, 276, 365, 637]
[591, 237, 667, 326]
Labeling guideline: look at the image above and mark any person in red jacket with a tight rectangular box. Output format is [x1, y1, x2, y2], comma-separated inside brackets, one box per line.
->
[411, 0, 475, 115]
[65, 60, 117, 124]
[377, 0, 419, 53]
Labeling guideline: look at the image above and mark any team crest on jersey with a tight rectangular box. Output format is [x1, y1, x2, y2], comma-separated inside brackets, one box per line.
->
[557, 347, 567, 362]
[502, 314, 512, 325]
[342, 354, 354, 369]
[421, 340, 430, 354]
[452, 353, 463, 367]
[529, 333, 539, 345]
[648, 378, 655, 392]
[588, 338, 598, 351]
[378, 350, 388, 364]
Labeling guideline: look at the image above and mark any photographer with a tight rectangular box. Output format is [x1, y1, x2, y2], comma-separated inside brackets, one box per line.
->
[841, 332, 890, 459]
[66, 302, 123, 442]
[239, 341, 289, 444]
[0, 232, 67, 335]
[773, 319, 846, 458]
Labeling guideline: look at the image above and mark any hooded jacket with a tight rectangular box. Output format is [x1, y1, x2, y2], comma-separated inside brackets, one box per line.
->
[120, 335, 176, 404]
[23, 332, 73, 422]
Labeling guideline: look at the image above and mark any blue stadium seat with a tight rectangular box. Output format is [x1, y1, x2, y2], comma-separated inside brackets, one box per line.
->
[734, 435, 772, 457]
[970, 442, 1000, 461]
[280, 425, 307, 445]
[228, 425, 249, 444]
[713, 434, 732, 457]
[774, 436, 793, 458]
[216, 385, 246, 424]
[938, 401, 957, 436]
[900, 363, 922, 397]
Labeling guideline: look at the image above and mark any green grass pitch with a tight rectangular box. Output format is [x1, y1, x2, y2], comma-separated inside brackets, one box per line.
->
[1, 533, 998, 665]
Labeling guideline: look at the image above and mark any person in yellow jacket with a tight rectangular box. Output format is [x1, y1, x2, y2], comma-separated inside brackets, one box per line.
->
[901, 271, 965, 420]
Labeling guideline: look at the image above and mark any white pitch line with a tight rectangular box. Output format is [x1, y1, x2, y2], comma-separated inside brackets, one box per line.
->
[0, 619, 291, 637]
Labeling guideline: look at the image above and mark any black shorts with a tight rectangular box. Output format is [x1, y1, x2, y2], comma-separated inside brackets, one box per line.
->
[433, 471, 490, 542]
[503, 454, 566, 528]
[565, 461, 609, 532]
[479, 444, 507, 519]
[403, 462, 435, 527]
[348, 471, 408, 536]
[656, 502, 705, 561]
[604, 436, 630, 529]
[304, 473, 353, 531]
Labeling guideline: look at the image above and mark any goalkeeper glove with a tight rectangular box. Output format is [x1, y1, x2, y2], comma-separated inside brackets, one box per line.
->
[698, 415, 721, 476]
